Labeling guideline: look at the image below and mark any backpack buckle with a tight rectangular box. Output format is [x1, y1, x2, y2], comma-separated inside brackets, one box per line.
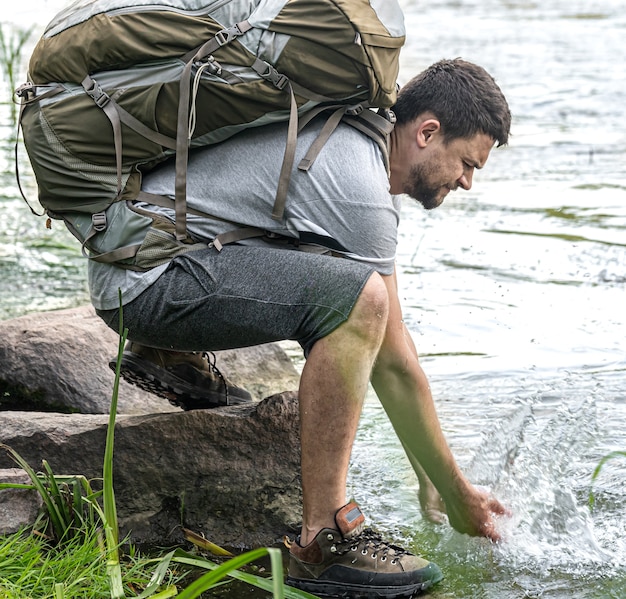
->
[92, 211, 107, 232]
[215, 22, 247, 47]
[378, 107, 397, 124]
[83, 77, 110, 108]
[15, 82, 36, 100]
[200, 55, 222, 76]
[345, 103, 363, 116]
[259, 63, 288, 90]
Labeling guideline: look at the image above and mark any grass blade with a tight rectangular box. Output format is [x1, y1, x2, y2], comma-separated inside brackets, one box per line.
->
[135, 550, 176, 599]
[42, 460, 73, 533]
[175, 547, 270, 599]
[589, 450, 626, 509]
[172, 550, 319, 599]
[0, 443, 65, 538]
[182, 528, 233, 556]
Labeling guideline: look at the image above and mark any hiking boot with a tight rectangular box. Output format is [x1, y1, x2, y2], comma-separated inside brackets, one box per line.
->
[109, 342, 253, 410]
[285, 502, 443, 599]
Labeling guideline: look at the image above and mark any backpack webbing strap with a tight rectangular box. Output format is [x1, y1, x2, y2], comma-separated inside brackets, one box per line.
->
[211, 227, 267, 251]
[84, 242, 144, 266]
[296, 105, 395, 176]
[81, 76, 124, 197]
[81, 75, 177, 200]
[342, 108, 396, 175]
[175, 21, 253, 241]
[135, 190, 267, 252]
[69, 212, 144, 267]
[297, 105, 354, 172]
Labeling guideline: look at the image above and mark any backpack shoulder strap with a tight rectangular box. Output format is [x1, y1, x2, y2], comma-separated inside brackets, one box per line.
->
[297, 105, 396, 176]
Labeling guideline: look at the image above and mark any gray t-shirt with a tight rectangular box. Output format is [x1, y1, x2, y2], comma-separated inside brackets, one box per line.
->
[88, 120, 400, 310]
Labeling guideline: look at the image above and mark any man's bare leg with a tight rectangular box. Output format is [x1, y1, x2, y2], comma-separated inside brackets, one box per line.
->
[297, 273, 389, 546]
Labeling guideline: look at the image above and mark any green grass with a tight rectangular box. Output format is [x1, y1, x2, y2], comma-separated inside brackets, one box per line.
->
[0, 525, 185, 598]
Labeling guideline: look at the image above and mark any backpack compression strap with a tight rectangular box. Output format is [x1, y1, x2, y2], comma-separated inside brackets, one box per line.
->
[81, 75, 177, 199]
[180, 32, 299, 227]
[14, 82, 65, 217]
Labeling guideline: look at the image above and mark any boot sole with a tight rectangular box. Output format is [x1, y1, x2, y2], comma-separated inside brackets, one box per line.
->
[286, 561, 443, 599]
[285, 576, 435, 599]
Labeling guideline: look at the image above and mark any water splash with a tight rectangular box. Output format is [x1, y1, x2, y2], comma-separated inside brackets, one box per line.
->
[419, 394, 626, 598]
[457, 394, 626, 596]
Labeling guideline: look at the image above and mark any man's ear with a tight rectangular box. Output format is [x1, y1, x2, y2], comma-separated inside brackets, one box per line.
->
[416, 119, 441, 148]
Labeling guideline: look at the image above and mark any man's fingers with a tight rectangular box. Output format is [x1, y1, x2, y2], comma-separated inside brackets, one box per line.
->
[481, 497, 512, 543]
[488, 497, 510, 516]
[422, 507, 448, 525]
[482, 519, 502, 543]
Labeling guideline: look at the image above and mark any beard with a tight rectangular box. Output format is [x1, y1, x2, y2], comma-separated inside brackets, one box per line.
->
[404, 163, 449, 211]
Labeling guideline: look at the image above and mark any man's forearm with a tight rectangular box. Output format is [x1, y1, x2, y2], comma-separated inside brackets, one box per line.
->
[371, 354, 470, 504]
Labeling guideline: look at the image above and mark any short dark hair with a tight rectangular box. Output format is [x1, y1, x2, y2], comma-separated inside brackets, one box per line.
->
[392, 58, 511, 147]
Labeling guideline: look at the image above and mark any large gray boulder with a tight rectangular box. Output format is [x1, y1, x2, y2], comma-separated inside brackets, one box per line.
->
[0, 305, 300, 414]
[0, 306, 304, 547]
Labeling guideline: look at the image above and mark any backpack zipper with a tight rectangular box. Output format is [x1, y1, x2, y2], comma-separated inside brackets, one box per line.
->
[46, 0, 235, 37]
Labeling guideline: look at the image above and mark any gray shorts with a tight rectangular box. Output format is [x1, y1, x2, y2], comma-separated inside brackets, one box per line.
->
[96, 245, 374, 356]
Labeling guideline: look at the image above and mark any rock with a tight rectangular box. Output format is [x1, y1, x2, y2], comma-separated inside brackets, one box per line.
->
[0, 468, 43, 535]
[0, 305, 300, 414]
[0, 392, 302, 548]
[0, 306, 304, 547]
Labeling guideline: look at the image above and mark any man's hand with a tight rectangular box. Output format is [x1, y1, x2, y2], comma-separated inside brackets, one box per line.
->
[418, 473, 509, 542]
[444, 484, 509, 542]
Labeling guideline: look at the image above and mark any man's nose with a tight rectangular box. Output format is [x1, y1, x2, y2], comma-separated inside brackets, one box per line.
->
[458, 171, 473, 190]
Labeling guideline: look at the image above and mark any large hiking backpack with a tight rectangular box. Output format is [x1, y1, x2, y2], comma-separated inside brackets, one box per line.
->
[17, 0, 405, 268]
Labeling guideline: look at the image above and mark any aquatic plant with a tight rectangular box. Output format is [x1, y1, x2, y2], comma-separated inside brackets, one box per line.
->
[0, 22, 33, 126]
[588, 450, 626, 509]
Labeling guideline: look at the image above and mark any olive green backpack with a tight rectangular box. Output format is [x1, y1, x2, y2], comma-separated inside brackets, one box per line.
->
[17, 0, 404, 268]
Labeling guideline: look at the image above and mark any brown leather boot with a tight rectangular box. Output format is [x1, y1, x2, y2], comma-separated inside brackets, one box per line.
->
[109, 342, 253, 409]
[285, 502, 443, 598]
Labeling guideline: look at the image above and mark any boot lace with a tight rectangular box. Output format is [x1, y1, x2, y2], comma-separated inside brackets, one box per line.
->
[330, 528, 412, 564]
[201, 351, 229, 404]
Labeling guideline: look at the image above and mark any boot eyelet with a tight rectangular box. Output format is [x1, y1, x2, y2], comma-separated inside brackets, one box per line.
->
[327, 534, 334, 541]
[371, 553, 377, 559]
[391, 559, 398, 564]
[381, 556, 387, 562]
[361, 549, 368, 555]
[330, 545, 337, 553]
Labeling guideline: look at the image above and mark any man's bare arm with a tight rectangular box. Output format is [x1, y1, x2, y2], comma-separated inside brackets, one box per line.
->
[370, 268, 507, 541]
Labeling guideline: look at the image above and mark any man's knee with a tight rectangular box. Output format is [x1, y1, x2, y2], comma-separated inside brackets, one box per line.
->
[347, 272, 389, 341]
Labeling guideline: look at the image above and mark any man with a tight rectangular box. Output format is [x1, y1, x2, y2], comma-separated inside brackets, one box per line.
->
[93, 58, 511, 598]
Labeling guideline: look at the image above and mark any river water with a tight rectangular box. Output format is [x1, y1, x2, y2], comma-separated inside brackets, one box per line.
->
[1, 1, 625, 598]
